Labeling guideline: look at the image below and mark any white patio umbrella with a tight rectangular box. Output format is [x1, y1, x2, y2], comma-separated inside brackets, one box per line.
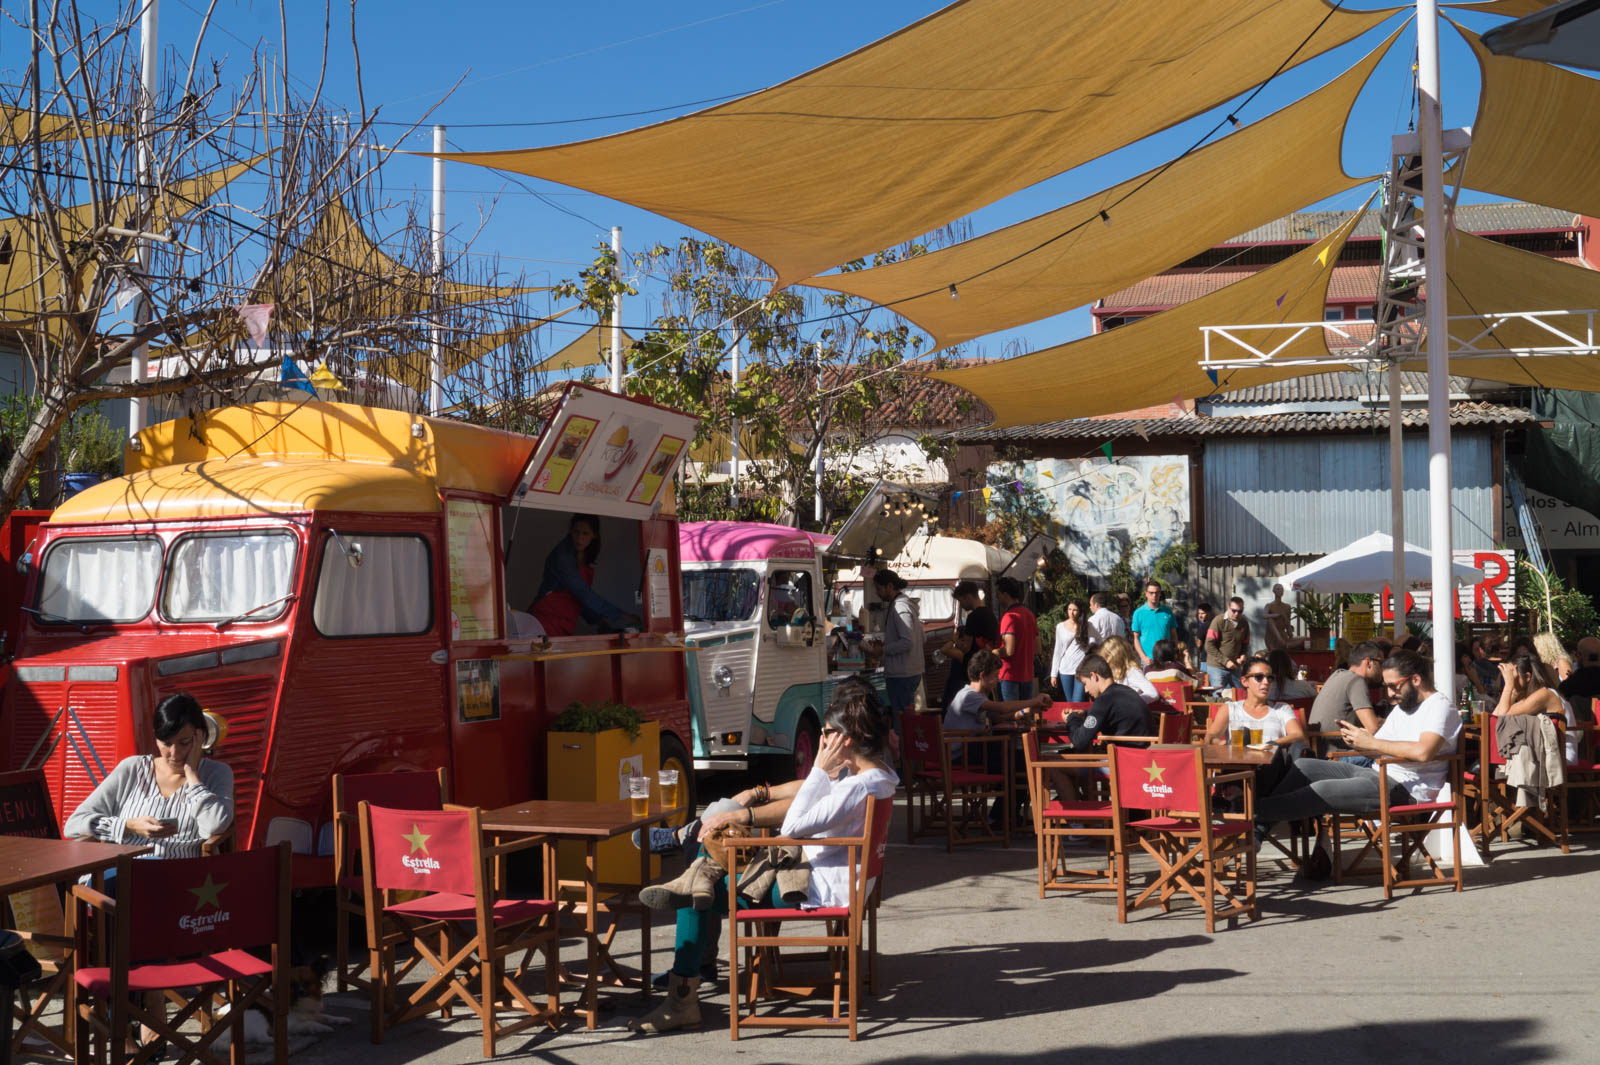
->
[1279, 531, 1482, 594]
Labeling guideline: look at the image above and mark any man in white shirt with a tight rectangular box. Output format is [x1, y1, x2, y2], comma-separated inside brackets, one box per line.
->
[1254, 649, 1461, 878]
[1088, 592, 1126, 643]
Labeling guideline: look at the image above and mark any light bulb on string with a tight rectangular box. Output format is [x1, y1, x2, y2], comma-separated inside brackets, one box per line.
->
[948, 283, 959, 301]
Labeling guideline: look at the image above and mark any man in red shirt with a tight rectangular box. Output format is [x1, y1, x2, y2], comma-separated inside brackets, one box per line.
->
[995, 577, 1038, 700]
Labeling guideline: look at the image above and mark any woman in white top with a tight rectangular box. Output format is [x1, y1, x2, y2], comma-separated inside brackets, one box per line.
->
[1494, 650, 1580, 764]
[631, 684, 899, 1034]
[1050, 599, 1094, 701]
[1099, 635, 1160, 704]
[1204, 655, 1309, 748]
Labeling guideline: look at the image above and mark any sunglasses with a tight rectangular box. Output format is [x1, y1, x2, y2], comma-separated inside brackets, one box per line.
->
[1228, 608, 1243, 615]
[1243, 673, 1272, 682]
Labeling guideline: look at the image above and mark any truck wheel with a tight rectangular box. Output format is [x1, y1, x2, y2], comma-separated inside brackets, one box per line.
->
[789, 714, 820, 781]
[659, 732, 695, 825]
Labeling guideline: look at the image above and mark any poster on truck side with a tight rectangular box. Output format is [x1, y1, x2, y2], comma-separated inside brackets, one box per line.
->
[509, 384, 699, 522]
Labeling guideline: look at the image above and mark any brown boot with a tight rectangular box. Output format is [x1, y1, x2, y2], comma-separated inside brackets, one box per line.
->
[639, 855, 723, 911]
[628, 974, 701, 1033]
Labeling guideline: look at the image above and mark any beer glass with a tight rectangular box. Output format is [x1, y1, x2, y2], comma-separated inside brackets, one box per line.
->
[1249, 727, 1264, 746]
[1230, 727, 1247, 750]
[658, 768, 681, 809]
[629, 775, 650, 817]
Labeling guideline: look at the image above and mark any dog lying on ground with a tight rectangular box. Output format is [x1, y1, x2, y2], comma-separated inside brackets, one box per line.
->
[214, 959, 351, 1049]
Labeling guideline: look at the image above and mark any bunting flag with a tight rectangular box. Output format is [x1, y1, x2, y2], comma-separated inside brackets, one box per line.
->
[112, 273, 142, 312]
[237, 302, 274, 345]
[981, 485, 993, 504]
[279, 357, 313, 393]
[309, 361, 346, 391]
[1042, 467, 1055, 479]
[1134, 421, 1151, 442]
[1099, 442, 1114, 460]
[1274, 291, 1287, 308]
[1205, 368, 1220, 387]
[1315, 246, 1330, 267]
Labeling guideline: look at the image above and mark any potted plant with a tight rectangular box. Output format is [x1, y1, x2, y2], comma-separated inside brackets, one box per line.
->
[1292, 592, 1338, 648]
[547, 701, 660, 884]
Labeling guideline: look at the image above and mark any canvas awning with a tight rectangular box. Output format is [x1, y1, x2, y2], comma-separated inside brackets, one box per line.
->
[532, 321, 635, 375]
[1280, 531, 1482, 592]
[928, 210, 1365, 427]
[1, 106, 127, 144]
[1480, 0, 1600, 70]
[803, 31, 1398, 351]
[1456, 25, 1600, 221]
[364, 320, 543, 393]
[433, 0, 1394, 287]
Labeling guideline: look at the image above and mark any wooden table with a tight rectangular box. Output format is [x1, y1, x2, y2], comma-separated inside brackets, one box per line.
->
[480, 800, 683, 1029]
[1196, 744, 1277, 769]
[0, 837, 150, 1061]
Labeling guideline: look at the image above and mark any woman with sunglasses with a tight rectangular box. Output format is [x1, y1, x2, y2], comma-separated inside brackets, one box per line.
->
[1493, 649, 1581, 764]
[1204, 654, 1309, 750]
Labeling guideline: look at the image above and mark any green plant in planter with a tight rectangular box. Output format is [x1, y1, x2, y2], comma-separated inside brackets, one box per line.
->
[1293, 592, 1339, 631]
[552, 700, 643, 740]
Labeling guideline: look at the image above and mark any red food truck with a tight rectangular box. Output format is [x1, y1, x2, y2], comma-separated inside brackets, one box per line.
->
[1, 385, 699, 884]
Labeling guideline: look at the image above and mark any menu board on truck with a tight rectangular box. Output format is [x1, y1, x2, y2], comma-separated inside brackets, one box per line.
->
[447, 499, 499, 642]
[510, 384, 700, 522]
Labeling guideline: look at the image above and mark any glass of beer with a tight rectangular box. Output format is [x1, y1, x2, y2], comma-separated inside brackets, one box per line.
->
[658, 768, 681, 809]
[1230, 727, 1247, 750]
[1249, 727, 1264, 746]
[628, 775, 650, 817]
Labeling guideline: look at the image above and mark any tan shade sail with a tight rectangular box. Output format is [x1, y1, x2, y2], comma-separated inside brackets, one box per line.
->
[532, 321, 635, 374]
[254, 201, 544, 326]
[0, 156, 260, 333]
[805, 31, 1397, 351]
[435, 0, 1394, 287]
[1401, 232, 1600, 392]
[1458, 26, 1600, 222]
[928, 212, 1364, 427]
[0, 106, 128, 144]
[364, 320, 543, 393]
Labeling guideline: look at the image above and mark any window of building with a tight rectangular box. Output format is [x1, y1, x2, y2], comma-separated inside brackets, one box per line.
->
[1323, 308, 1345, 321]
[312, 533, 431, 637]
[1356, 306, 1376, 320]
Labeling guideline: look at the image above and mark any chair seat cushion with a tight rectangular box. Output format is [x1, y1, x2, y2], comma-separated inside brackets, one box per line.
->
[338, 874, 364, 894]
[1041, 800, 1113, 819]
[1128, 817, 1250, 836]
[76, 950, 271, 995]
[736, 906, 848, 920]
[386, 893, 556, 924]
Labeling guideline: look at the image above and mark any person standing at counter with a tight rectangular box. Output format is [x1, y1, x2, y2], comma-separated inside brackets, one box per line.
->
[529, 513, 640, 636]
[875, 569, 925, 715]
[940, 580, 1000, 711]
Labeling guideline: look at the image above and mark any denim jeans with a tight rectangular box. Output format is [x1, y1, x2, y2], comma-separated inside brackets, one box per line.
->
[1204, 664, 1240, 690]
[1057, 675, 1085, 702]
[885, 674, 923, 715]
[999, 680, 1035, 701]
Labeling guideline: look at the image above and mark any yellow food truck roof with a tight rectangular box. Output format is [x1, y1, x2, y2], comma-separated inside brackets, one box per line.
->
[53, 401, 535, 524]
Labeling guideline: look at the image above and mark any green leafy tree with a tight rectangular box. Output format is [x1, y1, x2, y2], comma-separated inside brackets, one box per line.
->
[1518, 559, 1598, 646]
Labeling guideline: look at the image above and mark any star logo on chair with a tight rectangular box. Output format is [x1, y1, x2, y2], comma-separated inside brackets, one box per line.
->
[403, 824, 431, 855]
[188, 874, 228, 912]
[1144, 764, 1167, 784]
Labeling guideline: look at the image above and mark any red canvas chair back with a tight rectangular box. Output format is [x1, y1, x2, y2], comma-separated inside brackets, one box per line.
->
[1486, 713, 1568, 767]
[1021, 729, 1042, 764]
[1044, 702, 1090, 725]
[364, 805, 478, 896]
[1151, 680, 1193, 707]
[125, 847, 283, 964]
[340, 770, 446, 814]
[865, 796, 892, 885]
[1111, 745, 1202, 817]
[900, 711, 943, 775]
[1153, 710, 1189, 745]
[1286, 697, 1315, 720]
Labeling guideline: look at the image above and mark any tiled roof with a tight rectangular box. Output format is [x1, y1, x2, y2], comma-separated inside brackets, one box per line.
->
[954, 401, 1539, 443]
[1222, 202, 1581, 245]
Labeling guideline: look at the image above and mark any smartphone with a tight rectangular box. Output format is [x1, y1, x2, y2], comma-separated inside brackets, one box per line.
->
[156, 817, 179, 831]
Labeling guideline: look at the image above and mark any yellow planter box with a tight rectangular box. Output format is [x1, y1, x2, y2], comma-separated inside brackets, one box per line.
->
[547, 721, 660, 886]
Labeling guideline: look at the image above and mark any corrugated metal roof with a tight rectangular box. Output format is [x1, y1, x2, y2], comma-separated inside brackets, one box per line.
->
[1223, 202, 1580, 245]
[954, 401, 1538, 442]
[1216, 371, 1474, 403]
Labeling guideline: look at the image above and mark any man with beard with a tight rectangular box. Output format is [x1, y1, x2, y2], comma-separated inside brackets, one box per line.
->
[1253, 649, 1461, 880]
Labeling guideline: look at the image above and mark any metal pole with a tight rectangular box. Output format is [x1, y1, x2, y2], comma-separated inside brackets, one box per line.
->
[1389, 361, 1406, 639]
[814, 342, 824, 525]
[609, 226, 624, 393]
[730, 335, 742, 503]
[129, 0, 159, 438]
[429, 125, 445, 416]
[1417, 0, 1455, 699]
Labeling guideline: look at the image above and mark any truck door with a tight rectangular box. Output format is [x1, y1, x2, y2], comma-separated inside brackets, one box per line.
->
[753, 567, 823, 724]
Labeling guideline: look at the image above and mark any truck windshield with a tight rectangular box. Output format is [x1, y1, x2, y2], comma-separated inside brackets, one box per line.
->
[37, 537, 162, 623]
[682, 569, 761, 623]
[164, 531, 299, 622]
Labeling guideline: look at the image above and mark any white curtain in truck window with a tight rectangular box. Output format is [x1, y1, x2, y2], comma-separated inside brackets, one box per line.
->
[312, 535, 430, 636]
[165, 533, 297, 621]
[38, 538, 161, 622]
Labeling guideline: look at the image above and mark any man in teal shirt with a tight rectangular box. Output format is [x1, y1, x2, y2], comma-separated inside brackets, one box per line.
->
[1131, 580, 1176, 667]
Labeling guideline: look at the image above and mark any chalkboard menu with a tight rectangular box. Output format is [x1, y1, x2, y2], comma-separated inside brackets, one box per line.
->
[0, 771, 59, 840]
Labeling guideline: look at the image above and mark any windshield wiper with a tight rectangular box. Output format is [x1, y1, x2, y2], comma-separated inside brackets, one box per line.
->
[214, 593, 297, 631]
[19, 606, 94, 633]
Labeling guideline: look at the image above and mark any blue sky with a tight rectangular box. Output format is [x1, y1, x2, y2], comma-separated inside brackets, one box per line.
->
[131, 1, 1519, 366]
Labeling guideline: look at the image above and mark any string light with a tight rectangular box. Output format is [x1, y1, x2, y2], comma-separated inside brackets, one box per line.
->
[1226, 114, 1241, 127]
[1099, 210, 1112, 226]
[948, 283, 959, 301]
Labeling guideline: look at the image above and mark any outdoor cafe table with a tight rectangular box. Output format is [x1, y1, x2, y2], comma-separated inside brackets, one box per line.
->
[0, 837, 151, 1060]
[478, 800, 683, 1030]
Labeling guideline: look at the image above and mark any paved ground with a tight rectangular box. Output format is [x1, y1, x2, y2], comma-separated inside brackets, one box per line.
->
[278, 811, 1600, 1065]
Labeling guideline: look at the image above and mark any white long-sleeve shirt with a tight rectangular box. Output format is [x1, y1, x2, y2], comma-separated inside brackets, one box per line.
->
[63, 755, 234, 860]
[1050, 622, 1090, 682]
[779, 763, 899, 908]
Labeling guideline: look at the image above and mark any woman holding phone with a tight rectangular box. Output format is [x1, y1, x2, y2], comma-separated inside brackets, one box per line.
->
[65, 692, 234, 860]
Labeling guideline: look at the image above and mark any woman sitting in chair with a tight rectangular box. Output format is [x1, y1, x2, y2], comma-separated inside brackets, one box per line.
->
[64, 693, 234, 860]
[630, 684, 898, 1035]
[1204, 655, 1309, 752]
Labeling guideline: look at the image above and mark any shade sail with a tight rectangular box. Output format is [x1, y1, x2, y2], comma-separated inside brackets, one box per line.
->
[435, 0, 1394, 287]
[1281, 531, 1482, 592]
[1458, 25, 1600, 221]
[804, 30, 1397, 351]
[254, 202, 544, 327]
[364, 320, 542, 393]
[532, 321, 635, 375]
[928, 211, 1365, 427]
[1400, 231, 1600, 392]
[0, 106, 127, 144]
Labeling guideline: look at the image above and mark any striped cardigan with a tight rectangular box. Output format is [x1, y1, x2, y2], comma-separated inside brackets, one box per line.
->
[64, 756, 234, 860]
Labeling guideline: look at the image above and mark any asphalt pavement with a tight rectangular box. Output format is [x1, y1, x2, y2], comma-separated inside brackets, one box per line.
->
[281, 807, 1600, 1065]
